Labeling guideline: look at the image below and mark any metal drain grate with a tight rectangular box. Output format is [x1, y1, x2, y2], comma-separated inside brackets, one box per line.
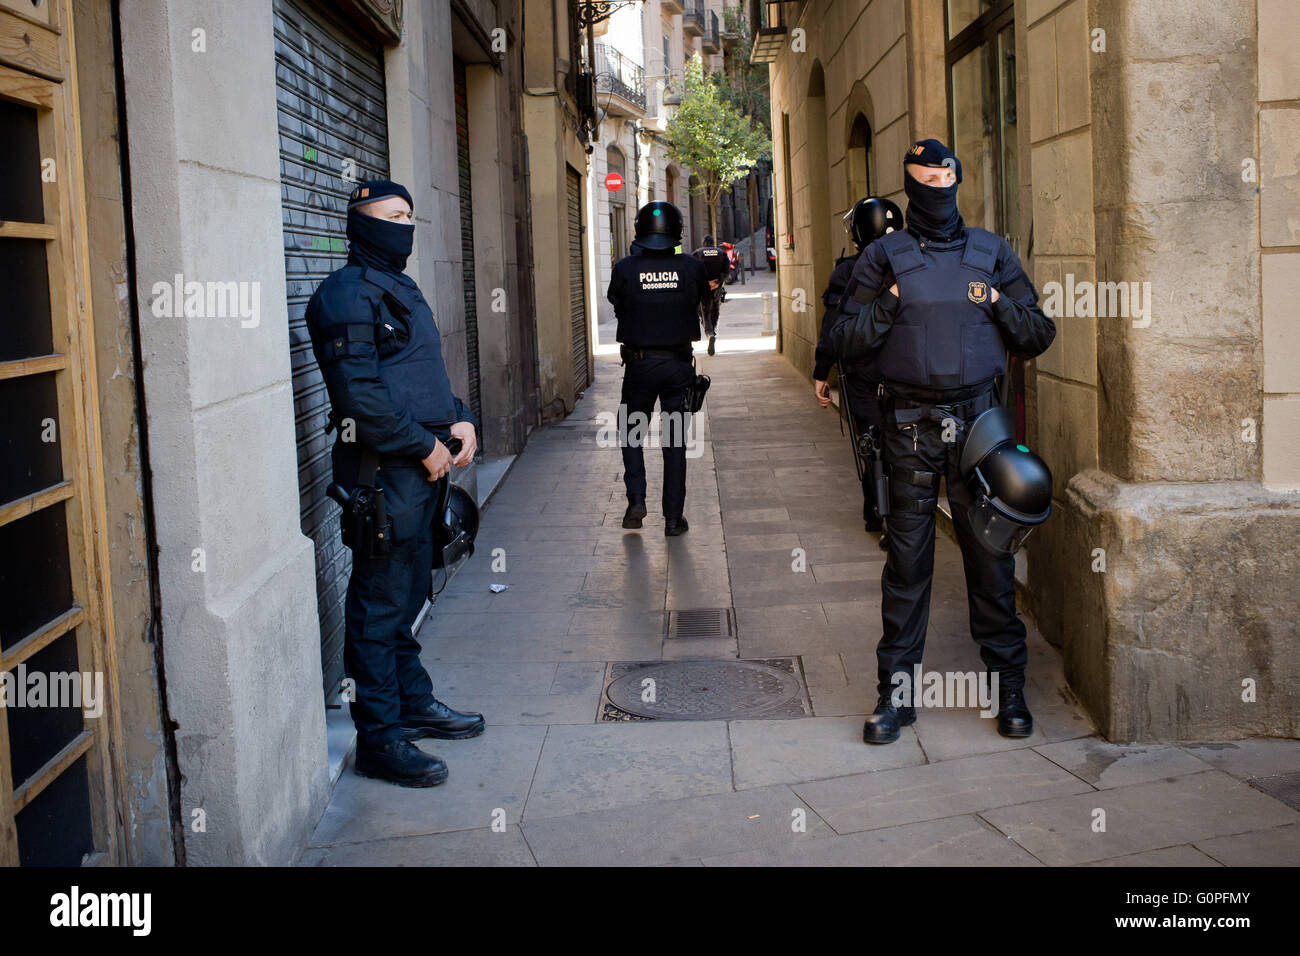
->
[666, 608, 735, 640]
[599, 658, 811, 722]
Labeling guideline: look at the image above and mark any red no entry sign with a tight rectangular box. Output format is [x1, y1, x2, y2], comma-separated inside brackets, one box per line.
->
[604, 172, 623, 191]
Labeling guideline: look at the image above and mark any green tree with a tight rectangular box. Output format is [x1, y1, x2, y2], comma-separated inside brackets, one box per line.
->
[666, 54, 770, 238]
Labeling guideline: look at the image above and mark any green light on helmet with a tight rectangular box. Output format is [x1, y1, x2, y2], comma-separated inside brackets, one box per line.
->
[1016, 444, 1030, 453]
[653, 209, 662, 216]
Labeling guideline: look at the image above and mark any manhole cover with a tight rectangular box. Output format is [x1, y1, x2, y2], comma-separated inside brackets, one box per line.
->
[602, 658, 809, 721]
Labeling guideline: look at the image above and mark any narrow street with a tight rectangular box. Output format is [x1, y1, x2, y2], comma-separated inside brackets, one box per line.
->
[301, 339, 1300, 866]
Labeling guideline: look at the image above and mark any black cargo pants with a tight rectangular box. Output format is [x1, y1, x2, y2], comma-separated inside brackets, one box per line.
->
[336, 454, 440, 747]
[875, 385, 1027, 697]
[698, 286, 723, 337]
[620, 348, 696, 519]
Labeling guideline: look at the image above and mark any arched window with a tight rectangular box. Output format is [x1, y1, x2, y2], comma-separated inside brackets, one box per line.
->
[847, 113, 871, 202]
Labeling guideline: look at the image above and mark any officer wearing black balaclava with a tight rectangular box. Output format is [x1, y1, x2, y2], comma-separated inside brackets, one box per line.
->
[813, 196, 903, 545]
[306, 180, 485, 788]
[608, 201, 712, 535]
[829, 141, 1055, 745]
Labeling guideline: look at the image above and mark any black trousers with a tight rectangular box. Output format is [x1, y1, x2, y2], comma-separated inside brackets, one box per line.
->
[620, 351, 695, 518]
[876, 386, 1027, 697]
[698, 287, 723, 336]
[340, 461, 439, 747]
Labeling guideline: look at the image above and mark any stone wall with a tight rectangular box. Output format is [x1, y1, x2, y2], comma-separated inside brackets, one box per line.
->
[768, 0, 912, 379]
[73, 0, 176, 866]
[118, 0, 329, 865]
[1031, 0, 1300, 741]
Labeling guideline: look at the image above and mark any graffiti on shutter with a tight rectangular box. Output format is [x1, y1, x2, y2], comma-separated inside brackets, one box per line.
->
[274, 0, 390, 699]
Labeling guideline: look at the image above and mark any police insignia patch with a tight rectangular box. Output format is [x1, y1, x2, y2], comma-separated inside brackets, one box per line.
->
[968, 281, 988, 304]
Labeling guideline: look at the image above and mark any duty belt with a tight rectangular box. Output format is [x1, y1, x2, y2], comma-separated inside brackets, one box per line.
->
[621, 344, 692, 361]
[884, 388, 991, 429]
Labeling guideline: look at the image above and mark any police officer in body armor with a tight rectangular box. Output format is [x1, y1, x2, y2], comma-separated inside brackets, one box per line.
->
[829, 141, 1056, 745]
[306, 180, 485, 788]
[692, 234, 729, 355]
[608, 201, 714, 535]
[813, 197, 904, 544]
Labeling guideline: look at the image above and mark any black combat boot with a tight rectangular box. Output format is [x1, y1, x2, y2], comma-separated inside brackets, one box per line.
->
[354, 738, 448, 787]
[996, 685, 1034, 738]
[862, 694, 916, 744]
[664, 515, 690, 536]
[623, 499, 647, 529]
[708, 334, 716, 356]
[400, 698, 486, 740]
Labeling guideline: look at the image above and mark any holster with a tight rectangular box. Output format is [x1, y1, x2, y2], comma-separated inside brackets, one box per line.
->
[327, 445, 393, 559]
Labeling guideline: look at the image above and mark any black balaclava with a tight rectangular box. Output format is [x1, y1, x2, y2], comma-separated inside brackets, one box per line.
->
[902, 139, 965, 242]
[345, 179, 415, 273]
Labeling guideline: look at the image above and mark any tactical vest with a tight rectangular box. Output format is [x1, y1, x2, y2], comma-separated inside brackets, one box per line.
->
[694, 246, 728, 282]
[822, 254, 857, 309]
[825, 254, 881, 382]
[614, 252, 703, 346]
[871, 228, 1007, 389]
[353, 265, 461, 426]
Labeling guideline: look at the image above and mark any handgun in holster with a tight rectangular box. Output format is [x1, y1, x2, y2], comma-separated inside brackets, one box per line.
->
[852, 417, 890, 519]
[326, 446, 393, 558]
[839, 364, 890, 519]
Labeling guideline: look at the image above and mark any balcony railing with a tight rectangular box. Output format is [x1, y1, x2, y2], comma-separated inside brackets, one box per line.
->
[704, 10, 721, 50]
[683, 0, 706, 34]
[593, 42, 646, 112]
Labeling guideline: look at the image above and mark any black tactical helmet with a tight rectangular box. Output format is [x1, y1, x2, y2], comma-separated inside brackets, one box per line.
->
[847, 196, 904, 249]
[959, 406, 1052, 555]
[433, 479, 480, 569]
[634, 201, 683, 251]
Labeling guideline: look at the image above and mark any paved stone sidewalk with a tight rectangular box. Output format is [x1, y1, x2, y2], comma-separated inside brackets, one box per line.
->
[300, 351, 1300, 867]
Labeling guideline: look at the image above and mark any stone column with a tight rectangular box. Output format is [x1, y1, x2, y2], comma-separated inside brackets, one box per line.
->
[1032, 0, 1300, 741]
[118, 0, 329, 863]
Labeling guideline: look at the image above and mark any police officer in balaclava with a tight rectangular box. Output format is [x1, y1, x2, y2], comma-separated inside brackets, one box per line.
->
[813, 196, 903, 545]
[306, 180, 485, 787]
[608, 201, 713, 535]
[829, 141, 1056, 745]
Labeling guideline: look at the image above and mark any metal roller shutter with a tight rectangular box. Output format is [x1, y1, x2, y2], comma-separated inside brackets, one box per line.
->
[273, 0, 390, 699]
[454, 58, 482, 431]
[567, 167, 589, 396]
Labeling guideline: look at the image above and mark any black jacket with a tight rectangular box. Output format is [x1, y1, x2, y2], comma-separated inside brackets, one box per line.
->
[608, 250, 711, 346]
[306, 262, 475, 470]
[813, 253, 860, 380]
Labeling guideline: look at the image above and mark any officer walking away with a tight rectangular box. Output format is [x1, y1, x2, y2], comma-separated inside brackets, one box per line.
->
[692, 234, 730, 355]
[306, 180, 486, 787]
[829, 141, 1056, 745]
[813, 196, 903, 546]
[608, 201, 714, 535]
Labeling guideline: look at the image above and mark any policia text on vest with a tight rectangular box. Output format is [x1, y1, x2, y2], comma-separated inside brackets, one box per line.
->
[827, 141, 1056, 746]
